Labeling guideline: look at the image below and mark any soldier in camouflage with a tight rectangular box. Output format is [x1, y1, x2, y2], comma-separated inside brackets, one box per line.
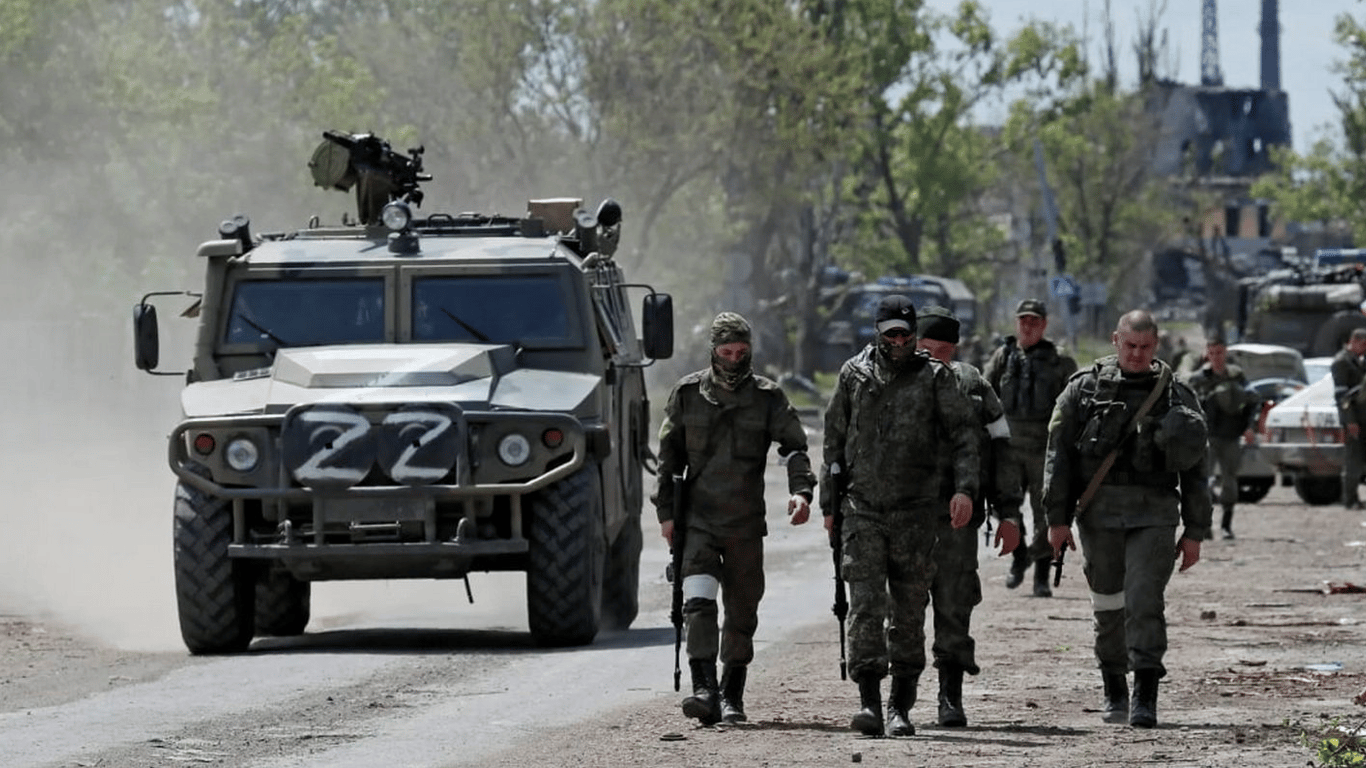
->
[1182, 330, 1257, 539]
[821, 296, 979, 737]
[915, 306, 1023, 728]
[654, 312, 816, 726]
[984, 298, 1078, 596]
[1332, 328, 1366, 509]
[1045, 310, 1212, 729]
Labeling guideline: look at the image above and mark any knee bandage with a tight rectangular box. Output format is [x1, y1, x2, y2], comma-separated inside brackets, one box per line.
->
[682, 574, 720, 602]
[1090, 589, 1125, 612]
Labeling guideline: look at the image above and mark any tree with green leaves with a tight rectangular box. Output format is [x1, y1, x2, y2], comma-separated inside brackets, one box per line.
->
[1251, 12, 1366, 244]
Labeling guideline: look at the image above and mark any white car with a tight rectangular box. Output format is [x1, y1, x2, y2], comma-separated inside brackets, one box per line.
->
[1260, 374, 1348, 505]
[1304, 356, 1334, 383]
[1218, 343, 1308, 502]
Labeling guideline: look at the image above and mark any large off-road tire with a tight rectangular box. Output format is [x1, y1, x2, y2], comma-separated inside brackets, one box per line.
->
[255, 566, 311, 637]
[526, 466, 604, 647]
[601, 514, 642, 631]
[1312, 312, 1366, 358]
[173, 475, 254, 654]
[1293, 475, 1342, 506]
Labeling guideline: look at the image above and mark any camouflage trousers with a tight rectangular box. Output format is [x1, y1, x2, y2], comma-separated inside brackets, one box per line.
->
[930, 515, 983, 674]
[1077, 522, 1177, 677]
[840, 502, 938, 681]
[1345, 434, 1366, 505]
[680, 528, 764, 666]
[1004, 434, 1052, 563]
[1208, 436, 1243, 507]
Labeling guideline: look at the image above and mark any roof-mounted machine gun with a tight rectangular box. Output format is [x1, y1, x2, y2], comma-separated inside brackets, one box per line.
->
[308, 130, 432, 226]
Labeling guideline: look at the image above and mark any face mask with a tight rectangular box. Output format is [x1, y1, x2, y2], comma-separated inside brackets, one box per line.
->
[711, 349, 753, 390]
[877, 332, 914, 369]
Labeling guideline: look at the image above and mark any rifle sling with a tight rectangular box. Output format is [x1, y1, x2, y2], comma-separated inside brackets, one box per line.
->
[1074, 365, 1171, 517]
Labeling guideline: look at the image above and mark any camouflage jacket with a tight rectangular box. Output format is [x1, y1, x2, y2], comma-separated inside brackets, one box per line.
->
[948, 361, 1024, 525]
[653, 369, 815, 538]
[983, 336, 1078, 442]
[1184, 362, 1256, 439]
[1331, 349, 1366, 427]
[1042, 356, 1212, 540]
[821, 345, 979, 514]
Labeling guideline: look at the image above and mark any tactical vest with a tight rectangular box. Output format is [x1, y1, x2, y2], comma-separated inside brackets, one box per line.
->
[1193, 364, 1251, 439]
[1074, 359, 1206, 485]
[999, 339, 1071, 421]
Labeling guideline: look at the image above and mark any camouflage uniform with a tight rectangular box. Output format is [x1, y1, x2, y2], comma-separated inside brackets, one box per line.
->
[1042, 356, 1211, 702]
[654, 312, 815, 724]
[933, 360, 1023, 675]
[1184, 359, 1255, 534]
[983, 331, 1077, 583]
[1332, 347, 1366, 507]
[822, 334, 978, 732]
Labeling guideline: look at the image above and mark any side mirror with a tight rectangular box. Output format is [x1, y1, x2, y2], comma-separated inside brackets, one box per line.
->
[133, 302, 160, 371]
[642, 292, 674, 361]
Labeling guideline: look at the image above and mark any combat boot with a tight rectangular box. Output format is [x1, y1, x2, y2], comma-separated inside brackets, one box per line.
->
[886, 675, 917, 736]
[1130, 669, 1160, 728]
[1101, 672, 1129, 724]
[1005, 547, 1027, 589]
[1220, 504, 1235, 540]
[849, 674, 884, 736]
[937, 666, 966, 727]
[719, 665, 747, 724]
[1032, 559, 1052, 597]
[681, 659, 722, 725]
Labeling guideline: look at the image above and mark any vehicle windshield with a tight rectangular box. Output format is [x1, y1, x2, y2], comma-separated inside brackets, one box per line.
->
[850, 289, 950, 321]
[225, 278, 385, 347]
[413, 275, 576, 348]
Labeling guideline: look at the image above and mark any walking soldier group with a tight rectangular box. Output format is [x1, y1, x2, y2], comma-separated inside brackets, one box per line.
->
[654, 301, 1209, 735]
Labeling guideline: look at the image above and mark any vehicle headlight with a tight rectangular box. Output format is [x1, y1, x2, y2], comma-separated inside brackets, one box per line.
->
[381, 200, 412, 231]
[497, 433, 531, 466]
[224, 437, 261, 472]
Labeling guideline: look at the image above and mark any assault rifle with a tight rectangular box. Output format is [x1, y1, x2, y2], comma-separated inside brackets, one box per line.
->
[668, 473, 687, 692]
[828, 463, 848, 681]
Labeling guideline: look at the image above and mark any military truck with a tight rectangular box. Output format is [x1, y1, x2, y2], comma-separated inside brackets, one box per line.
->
[1235, 248, 1366, 357]
[133, 131, 674, 654]
[815, 276, 960, 371]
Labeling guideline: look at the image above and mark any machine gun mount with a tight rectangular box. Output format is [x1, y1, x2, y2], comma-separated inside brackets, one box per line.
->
[309, 130, 432, 226]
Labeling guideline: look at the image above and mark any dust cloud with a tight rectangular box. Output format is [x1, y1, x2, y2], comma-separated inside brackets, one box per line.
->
[0, 298, 535, 653]
[0, 311, 188, 651]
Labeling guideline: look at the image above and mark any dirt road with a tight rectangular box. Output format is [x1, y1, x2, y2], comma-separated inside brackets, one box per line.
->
[2, 468, 1364, 767]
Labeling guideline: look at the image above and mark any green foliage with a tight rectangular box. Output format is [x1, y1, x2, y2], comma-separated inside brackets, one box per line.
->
[1250, 12, 1366, 244]
[1003, 79, 1182, 311]
[1, 0, 1360, 373]
[1293, 716, 1366, 767]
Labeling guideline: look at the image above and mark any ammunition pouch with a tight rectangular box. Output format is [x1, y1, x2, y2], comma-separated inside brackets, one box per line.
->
[1076, 400, 1129, 458]
[1154, 401, 1207, 471]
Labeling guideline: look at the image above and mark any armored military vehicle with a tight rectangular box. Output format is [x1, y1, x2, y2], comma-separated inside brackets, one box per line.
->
[1235, 249, 1366, 357]
[814, 275, 960, 371]
[134, 130, 674, 654]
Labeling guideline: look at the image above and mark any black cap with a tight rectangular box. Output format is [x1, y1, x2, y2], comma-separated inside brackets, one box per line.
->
[1016, 299, 1047, 318]
[875, 295, 917, 334]
[918, 305, 960, 344]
